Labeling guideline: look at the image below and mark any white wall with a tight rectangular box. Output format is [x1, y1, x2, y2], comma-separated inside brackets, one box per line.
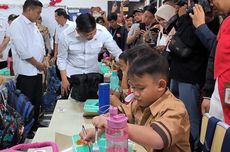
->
[0, 0, 111, 37]
[0, 6, 59, 39]
[0, 0, 143, 41]
[59, 0, 108, 11]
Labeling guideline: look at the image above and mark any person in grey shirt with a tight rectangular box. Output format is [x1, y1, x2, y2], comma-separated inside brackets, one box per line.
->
[127, 6, 156, 48]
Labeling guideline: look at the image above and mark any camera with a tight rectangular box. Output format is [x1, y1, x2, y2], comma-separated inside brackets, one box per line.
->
[186, 0, 212, 14]
[139, 23, 146, 31]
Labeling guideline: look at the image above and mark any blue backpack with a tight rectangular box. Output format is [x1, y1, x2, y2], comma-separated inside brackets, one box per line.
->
[41, 65, 61, 112]
[0, 87, 24, 149]
[4, 80, 35, 139]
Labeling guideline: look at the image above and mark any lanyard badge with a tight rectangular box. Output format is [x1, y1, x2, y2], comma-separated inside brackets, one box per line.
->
[224, 82, 230, 105]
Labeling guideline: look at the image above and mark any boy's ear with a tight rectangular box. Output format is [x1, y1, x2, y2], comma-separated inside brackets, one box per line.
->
[157, 79, 167, 91]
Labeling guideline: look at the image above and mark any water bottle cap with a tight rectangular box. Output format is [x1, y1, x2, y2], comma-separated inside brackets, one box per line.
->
[109, 106, 118, 116]
[111, 71, 117, 76]
[98, 83, 110, 90]
[107, 114, 128, 128]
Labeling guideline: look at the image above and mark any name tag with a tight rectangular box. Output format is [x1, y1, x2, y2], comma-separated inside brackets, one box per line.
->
[224, 82, 230, 105]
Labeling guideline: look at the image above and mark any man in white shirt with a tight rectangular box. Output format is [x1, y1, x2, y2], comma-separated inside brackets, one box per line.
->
[9, 0, 46, 137]
[0, 18, 9, 69]
[0, 14, 19, 74]
[53, 8, 75, 61]
[52, 8, 75, 81]
[57, 13, 122, 101]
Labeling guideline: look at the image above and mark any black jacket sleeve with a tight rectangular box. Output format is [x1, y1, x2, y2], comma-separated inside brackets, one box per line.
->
[202, 41, 217, 98]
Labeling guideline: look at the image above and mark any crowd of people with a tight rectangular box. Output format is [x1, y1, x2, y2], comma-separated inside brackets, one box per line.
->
[0, 0, 230, 151]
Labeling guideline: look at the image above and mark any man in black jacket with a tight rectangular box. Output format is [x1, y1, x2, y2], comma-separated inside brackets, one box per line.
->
[107, 13, 128, 51]
[189, 4, 221, 115]
[169, 3, 220, 151]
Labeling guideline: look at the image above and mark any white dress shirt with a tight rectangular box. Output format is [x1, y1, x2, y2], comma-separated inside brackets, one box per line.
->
[54, 20, 75, 44]
[9, 15, 45, 76]
[0, 20, 10, 62]
[57, 24, 122, 77]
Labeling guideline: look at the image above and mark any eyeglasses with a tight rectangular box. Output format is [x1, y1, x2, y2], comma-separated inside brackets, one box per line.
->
[128, 80, 144, 95]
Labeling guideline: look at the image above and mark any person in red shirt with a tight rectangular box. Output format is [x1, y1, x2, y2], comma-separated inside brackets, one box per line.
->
[213, 0, 230, 124]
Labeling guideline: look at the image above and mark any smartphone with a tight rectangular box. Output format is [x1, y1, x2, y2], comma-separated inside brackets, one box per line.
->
[139, 23, 146, 31]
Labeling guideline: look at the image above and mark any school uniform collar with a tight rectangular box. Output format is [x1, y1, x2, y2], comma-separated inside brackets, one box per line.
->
[149, 89, 171, 116]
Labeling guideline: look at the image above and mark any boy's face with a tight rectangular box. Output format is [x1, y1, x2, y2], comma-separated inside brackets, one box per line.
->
[128, 74, 166, 108]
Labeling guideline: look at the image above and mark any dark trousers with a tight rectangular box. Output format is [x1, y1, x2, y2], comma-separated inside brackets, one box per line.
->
[70, 73, 103, 101]
[16, 74, 43, 124]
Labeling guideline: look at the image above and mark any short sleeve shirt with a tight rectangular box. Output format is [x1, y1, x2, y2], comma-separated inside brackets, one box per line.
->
[119, 90, 191, 152]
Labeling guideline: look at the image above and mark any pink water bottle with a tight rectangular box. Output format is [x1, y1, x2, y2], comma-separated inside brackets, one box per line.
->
[106, 107, 128, 152]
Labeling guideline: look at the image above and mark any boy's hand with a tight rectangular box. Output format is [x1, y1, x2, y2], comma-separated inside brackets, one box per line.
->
[110, 94, 122, 107]
[92, 115, 108, 129]
[79, 128, 96, 144]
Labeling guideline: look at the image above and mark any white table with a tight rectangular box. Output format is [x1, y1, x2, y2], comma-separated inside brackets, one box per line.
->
[48, 99, 93, 136]
[30, 99, 146, 152]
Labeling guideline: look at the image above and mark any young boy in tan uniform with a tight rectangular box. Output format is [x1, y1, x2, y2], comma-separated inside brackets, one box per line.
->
[80, 45, 191, 152]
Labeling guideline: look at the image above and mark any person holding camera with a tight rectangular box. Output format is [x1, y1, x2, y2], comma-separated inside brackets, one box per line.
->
[189, 3, 222, 121]
[146, 4, 177, 53]
[168, 0, 220, 151]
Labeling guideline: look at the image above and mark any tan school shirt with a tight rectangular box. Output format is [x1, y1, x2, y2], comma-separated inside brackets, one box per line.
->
[119, 89, 191, 152]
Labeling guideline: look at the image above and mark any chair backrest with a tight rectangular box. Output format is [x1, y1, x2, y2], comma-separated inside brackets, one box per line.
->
[200, 113, 211, 144]
[211, 121, 229, 152]
[220, 122, 230, 152]
[203, 115, 220, 152]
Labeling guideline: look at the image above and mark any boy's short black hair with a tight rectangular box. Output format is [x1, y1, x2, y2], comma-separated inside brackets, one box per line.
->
[23, 0, 43, 12]
[55, 8, 69, 19]
[128, 47, 169, 81]
[107, 13, 118, 21]
[119, 44, 155, 64]
[76, 13, 96, 33]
